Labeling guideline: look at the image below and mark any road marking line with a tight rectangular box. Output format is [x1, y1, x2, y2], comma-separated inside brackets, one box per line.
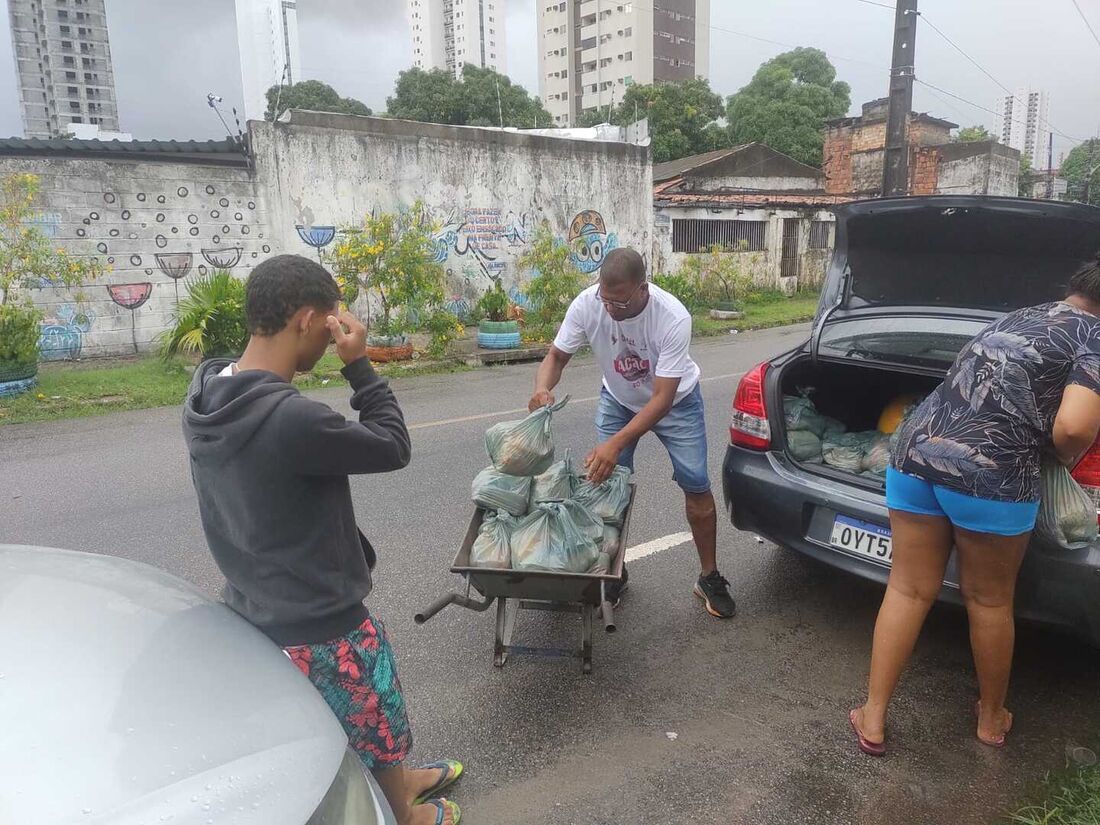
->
[624, 531, 693, 562]
[406, 371, 744, 432]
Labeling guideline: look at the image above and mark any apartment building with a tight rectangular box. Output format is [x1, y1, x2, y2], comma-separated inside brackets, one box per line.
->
[407, 0, 507, 78]
[539, 0, 710, 126]
[8, 0, 121, 138]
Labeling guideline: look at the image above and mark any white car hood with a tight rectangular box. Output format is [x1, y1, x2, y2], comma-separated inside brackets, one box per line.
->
[0, 546, 347, 825]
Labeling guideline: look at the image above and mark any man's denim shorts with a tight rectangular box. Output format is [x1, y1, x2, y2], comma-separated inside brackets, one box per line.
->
[595, 384, 711, 494]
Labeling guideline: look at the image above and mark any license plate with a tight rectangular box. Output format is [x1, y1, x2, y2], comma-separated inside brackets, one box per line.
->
[830, 515, 892, 563]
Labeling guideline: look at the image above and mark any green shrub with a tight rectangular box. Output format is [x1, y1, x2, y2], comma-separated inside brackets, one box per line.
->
[159, 270, 248, 359]
[0, 301, 42, 368]
[476, 280, 511, 322]
[424, 309, 464, 357]
[652, 272, 701, 311]
[518, 222, 587, 325]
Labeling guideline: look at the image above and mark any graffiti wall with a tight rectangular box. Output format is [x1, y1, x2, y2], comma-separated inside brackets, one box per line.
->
[4, 113, 651, 358]
[252, 112, 652, 315]
[0, 156, 269, 358]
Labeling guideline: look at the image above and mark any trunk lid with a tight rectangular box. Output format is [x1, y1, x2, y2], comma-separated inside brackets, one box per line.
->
[812, 196, 1100, 366]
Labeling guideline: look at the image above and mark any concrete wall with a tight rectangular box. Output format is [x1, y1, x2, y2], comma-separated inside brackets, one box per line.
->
[251, 112, 653, 317]
[0, 155, 269, 358]
[9, 111, 652, 358]
[652, 206, 835, 293]
[689, 174, 820, 193]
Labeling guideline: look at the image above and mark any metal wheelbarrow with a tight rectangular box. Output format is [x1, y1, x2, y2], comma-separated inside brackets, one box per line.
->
[415, 486, 635, 674]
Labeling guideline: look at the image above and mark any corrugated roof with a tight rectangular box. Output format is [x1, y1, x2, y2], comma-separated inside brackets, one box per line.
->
[0, 137, 250, 166]
[653, 146, 751, 183]
[654, 178, 854, 210]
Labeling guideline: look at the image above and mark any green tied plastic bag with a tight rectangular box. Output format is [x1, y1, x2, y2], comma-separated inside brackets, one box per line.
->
[1036, 458, 1098, 549]
[485, 396, 570, 476]
[470, 510, 516, 569]
[472, 467, 531, 516]
[573, 465, 632, 525]
[510, 501, 601, 574]
[530, 449, 579, 505]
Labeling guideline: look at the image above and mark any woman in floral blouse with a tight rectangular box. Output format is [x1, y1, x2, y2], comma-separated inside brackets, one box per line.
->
[850, 253, 1100, 756]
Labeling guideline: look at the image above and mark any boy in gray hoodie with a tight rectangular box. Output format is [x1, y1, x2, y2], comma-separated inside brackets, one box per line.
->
[183, 255, 461, 825]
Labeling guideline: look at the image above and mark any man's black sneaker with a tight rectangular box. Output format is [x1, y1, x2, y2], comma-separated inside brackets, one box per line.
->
[694, 571, 736, 618]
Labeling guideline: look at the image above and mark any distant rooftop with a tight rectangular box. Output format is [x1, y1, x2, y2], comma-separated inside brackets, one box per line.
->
[0, 136, 249, 166]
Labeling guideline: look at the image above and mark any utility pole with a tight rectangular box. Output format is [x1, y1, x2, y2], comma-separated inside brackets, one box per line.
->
[882, 0, 919, 197]
[1046, 132, 1055, 200]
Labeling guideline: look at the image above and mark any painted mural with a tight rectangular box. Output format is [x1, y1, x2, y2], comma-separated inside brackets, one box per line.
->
[567, 210, 618, 275]
[19, 174, 267, 358]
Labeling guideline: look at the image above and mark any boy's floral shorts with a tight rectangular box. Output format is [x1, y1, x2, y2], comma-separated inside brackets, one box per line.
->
[285, 613, 412, 770]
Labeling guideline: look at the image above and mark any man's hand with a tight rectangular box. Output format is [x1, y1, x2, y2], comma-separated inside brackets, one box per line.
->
[326, 311, 369, 366]
[529, 389, 555, 413]
[585, 440, 621, 486]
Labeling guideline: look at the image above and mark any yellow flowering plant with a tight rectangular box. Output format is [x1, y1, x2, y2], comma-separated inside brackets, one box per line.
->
[0, 173, 101, 374]
[329, 201, 447, 339]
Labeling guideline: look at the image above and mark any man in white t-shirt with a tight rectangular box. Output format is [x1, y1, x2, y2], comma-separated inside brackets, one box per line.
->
[528, 248, 736, 619]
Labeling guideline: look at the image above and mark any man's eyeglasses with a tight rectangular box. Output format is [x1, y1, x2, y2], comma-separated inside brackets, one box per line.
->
[596, 282, 645, 310]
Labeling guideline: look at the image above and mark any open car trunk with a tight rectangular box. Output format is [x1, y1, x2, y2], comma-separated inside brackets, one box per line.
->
[777, 356, 944, 485]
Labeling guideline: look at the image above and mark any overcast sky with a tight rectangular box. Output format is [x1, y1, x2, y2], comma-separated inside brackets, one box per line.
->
[0, 0, 1096, 161]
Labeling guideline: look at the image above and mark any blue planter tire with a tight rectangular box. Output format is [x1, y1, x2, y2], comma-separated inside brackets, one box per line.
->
[477, 330, 521, 349]
[0, 376, 37, 397]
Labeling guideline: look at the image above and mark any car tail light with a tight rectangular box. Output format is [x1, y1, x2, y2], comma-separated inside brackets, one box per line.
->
[1070, 442, 1100, 525]
[730, 362, 771, 450]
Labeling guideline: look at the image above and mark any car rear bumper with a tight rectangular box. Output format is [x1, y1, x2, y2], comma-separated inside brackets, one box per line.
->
[723, 445, 1100, 647]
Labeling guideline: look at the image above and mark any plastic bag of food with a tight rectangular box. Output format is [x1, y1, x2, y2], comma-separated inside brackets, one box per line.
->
[471, 467, 531, 516]
[561, 498, 605, 542]
[784, 395, 827, 437]
[530, 449, 579, 505]
[788, 429, 823, 463]
[862, 433, 892, 476]
[510, 502, 600, 573]
[573, 465, 632, 525]
[1035, 458, 1098, 549]
[485, 396, 569, 476]
[470, 511, 515, 568]
[822, 432, 872, 473]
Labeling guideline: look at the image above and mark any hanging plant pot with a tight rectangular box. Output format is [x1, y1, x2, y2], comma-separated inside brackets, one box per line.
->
[478, 319, 521, 350]
[366, 333, 414, 363]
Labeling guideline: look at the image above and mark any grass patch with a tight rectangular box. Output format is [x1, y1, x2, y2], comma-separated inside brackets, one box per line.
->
[0, 352, 471, 425]
[0, 357, 192, 425]
[1008, 765, 1100, 825]
[693, 291, 820, 338]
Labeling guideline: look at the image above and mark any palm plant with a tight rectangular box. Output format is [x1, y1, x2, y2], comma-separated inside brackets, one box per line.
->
[159, 270, 248, 359]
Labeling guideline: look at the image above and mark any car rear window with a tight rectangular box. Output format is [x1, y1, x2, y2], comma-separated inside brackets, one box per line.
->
[818, 316, 987, 370]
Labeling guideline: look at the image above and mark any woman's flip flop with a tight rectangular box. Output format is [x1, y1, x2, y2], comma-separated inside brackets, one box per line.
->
[414, 760, 464, 805]
[425, 798, 461, 825]
[975, 700, 1013, 748]
[849, 709, 887, 757]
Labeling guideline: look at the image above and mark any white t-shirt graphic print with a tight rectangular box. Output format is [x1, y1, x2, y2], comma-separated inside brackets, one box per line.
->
[553, 283, 701, 412]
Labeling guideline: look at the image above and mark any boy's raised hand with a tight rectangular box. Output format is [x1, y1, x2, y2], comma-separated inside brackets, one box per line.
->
[326, 311, 369, 366]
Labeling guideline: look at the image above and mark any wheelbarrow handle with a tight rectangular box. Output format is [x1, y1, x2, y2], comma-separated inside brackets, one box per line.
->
[599, 581, 617, 633]
[415, 592, 495, 624]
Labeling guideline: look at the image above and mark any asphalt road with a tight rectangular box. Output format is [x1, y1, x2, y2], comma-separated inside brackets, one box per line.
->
[3, 324, 1098, 825]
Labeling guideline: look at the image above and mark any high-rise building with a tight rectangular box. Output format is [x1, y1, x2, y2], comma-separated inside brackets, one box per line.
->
[7, 0, 122, 139]
[236, 0, 301, 123]
[1001, 87, 1051, 163]
[406, 0, 507, 78]
[538, 0, 710, 127]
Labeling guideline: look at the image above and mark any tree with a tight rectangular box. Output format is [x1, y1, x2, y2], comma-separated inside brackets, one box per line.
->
[1061, 138, 1100, 206]
[386, 66, 552, 128]
[575, 78, 728, 163]
[725, 47, 851, 167]
[955, 125, 996, 143]
[1018, 153, 1034, 198]
[264, 80, 371, 122]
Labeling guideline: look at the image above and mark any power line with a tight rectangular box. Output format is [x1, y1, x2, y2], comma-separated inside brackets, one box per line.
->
[853, 0, 895, 9]
[916, 11, 1080, 144]
[1070, 0, 1100, 49]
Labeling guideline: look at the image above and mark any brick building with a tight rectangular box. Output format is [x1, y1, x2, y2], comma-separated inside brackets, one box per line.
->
[824, 98, 1019, 198]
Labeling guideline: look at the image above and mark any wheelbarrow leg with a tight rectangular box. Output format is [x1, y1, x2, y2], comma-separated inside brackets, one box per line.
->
[581, 605, 593, 674]
[493, 598, 509, 668]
